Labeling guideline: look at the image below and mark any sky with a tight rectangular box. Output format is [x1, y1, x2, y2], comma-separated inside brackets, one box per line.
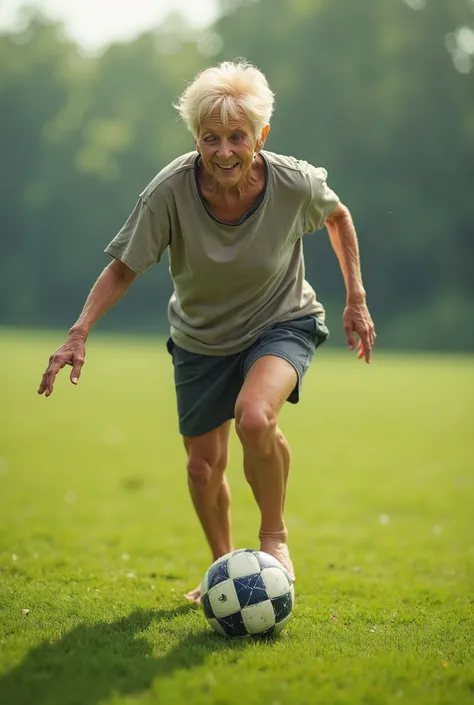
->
[0, 0, 220, 51]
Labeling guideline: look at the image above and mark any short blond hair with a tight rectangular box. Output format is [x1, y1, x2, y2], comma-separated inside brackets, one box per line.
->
[174, 60, 275, 139]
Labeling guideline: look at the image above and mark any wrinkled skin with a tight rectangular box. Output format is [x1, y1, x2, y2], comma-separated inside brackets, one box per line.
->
[343, 300, 376, 363]
[38, 329, 86, 397]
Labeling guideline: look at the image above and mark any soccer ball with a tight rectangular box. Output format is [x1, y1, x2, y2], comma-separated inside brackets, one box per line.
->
[200, 548, 294, 638]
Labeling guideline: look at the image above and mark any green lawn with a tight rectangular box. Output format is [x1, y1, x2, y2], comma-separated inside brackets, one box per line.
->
[1, 329, 473, 705]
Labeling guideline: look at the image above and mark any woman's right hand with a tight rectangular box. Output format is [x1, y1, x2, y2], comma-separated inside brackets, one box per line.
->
[38, 329, 86, 397]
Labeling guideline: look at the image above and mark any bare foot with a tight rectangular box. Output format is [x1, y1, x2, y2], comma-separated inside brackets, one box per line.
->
[260, 540, 295, 582]
[184, 585, 201, 604]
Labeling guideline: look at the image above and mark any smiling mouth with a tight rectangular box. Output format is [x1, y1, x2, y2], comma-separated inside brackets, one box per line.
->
[216, 163, 239, 171]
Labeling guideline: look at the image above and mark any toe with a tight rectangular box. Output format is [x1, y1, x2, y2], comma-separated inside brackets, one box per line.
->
[184, 586, 201, 605]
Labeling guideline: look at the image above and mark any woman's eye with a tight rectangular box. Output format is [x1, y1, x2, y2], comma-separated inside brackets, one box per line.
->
[231, 133, 243, 141]
[203, 135, 216, 143]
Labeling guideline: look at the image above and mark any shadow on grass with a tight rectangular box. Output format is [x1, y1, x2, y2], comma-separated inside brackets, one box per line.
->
[0, 605, 256, 705]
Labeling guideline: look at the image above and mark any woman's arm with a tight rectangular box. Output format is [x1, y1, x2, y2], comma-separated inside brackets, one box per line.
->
[70, 258, 137, 339]
[325, 203, 365, 302]
[325, 203, 376, 362]
[38, 258, 137, 396]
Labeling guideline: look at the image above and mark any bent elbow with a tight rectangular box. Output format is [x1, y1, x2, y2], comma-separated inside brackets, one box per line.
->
[326, 202, 350, 226]
[109, 258, 137, 286]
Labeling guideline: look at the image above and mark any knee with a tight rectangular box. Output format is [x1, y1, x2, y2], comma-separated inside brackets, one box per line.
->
[235, 403, 276, 454]
[187, 454, 226, 490]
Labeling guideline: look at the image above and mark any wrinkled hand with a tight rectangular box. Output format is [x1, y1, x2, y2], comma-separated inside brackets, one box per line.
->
[343, 301, 376, 363]
[38, 331, 86, 397]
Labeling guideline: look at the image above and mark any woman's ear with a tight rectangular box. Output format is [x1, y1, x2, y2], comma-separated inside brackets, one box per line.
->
[256, 124, 270, 152]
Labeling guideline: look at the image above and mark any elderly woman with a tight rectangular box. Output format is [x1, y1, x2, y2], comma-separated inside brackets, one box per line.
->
[38, 60, 375, 603]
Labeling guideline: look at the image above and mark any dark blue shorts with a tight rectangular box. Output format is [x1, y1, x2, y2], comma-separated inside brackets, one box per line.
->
[166, 315, 329, 437]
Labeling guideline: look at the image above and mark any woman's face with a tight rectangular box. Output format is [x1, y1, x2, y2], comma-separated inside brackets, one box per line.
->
[195, 110, 269, 189]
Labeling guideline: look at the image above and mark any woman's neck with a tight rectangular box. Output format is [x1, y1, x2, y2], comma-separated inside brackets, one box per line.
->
[199, 154, 265, 202]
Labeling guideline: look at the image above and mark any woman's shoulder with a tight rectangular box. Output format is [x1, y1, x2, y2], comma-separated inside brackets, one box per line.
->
[263, 150, 312, 174]
[263, 150, 328, 182]
[263, 150, 325, 196]
[140, 151, 197, 202]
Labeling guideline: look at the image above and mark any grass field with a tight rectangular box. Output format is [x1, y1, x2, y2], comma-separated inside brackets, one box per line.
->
[1, 329, 473, 705]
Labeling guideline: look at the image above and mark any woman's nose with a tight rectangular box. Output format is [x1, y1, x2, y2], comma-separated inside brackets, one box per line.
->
[217, 140, 233, 159]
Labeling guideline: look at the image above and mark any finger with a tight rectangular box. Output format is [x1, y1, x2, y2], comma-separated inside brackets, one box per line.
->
[38, 371, 49, 395]
[360, 331, 372, 363]
[357, 339, 364, 359]
[344, 324, 356, 351]
[70, 353, 85, 385]
[38, 368, 56, 397]
[38, 366, 57, 396]
[44, 358, 66, 396]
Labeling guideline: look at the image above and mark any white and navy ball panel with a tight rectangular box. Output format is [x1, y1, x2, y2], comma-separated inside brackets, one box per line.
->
[207, 579, 241, 618]
[271, 586, 294, 622]
[213, 610, 248, 638]
[260, 566, 292, 598]
[207, 557, 231, 591]
[241, 600, 276, 635]
[206, 618, 227, 637]
[201, 549, 294, 638]
[233, 572, 268, 608]
[227, 550, 261, 578]
[200, 570, 209, 599]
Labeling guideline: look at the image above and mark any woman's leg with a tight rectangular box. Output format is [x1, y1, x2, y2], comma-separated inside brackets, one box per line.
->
[235, 355, 297, 579]
[184, 420, 233, 602]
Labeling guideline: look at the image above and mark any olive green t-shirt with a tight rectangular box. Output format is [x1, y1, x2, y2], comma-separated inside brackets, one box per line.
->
[105, 150, 339, 355]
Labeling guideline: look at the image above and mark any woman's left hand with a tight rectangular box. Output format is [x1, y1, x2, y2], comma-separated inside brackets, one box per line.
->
[343, 301, 376, 363]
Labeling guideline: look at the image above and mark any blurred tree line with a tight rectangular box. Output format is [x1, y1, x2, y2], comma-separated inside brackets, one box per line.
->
[1, 0, 473, 349]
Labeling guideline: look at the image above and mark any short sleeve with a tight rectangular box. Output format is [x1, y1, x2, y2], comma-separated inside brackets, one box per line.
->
[104, 197, 170, 274]
[304, 166, 340, 233]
